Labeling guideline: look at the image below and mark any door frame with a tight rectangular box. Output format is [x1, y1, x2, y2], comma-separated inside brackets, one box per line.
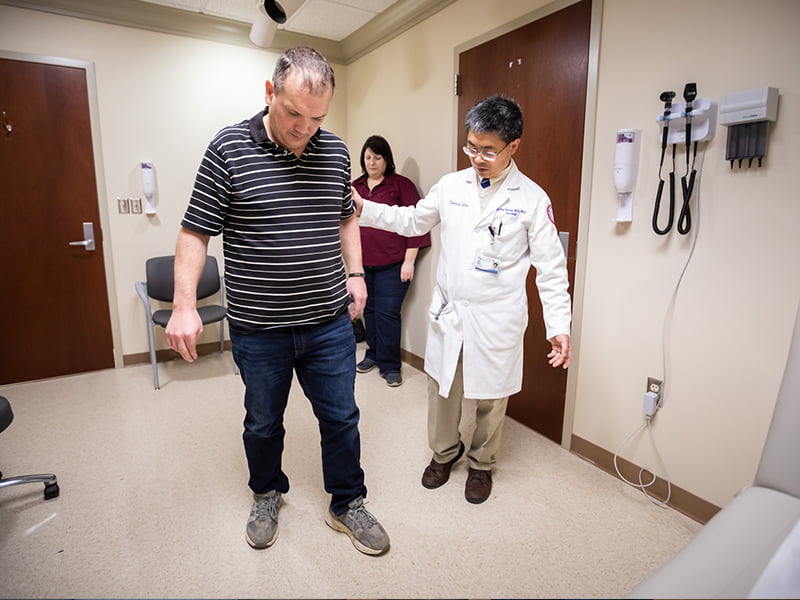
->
[452, 0, 602, 450]
[1, 49, 123, 369]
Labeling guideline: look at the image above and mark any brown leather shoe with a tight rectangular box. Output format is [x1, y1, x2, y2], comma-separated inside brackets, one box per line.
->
[465, 468, 492, 504]
[421, 441, 465, 489]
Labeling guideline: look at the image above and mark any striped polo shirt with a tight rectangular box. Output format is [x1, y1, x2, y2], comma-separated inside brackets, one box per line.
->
[181, 107, 354, 333]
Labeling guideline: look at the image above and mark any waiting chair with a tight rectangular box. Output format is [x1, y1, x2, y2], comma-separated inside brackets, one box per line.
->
[0, 396, 59, 500]
[135, 255, 231, 390]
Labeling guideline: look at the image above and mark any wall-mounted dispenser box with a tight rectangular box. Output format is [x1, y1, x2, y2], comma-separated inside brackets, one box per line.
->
[720, 86, 778, 125]
[720, 86, 779, 168]
[140, 161, 157, 214]
[613, 129, 641, 223]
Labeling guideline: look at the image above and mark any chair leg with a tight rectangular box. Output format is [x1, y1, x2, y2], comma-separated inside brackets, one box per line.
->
[0, 473, 59, 500]
[219, 275, 238, 375]
[224, 319, 240, 376]
[146, 323, 160, 390]
[135, 281, 161, 390]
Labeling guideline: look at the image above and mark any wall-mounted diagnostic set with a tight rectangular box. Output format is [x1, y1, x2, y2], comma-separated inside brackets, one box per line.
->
[652, 83, 717, 235]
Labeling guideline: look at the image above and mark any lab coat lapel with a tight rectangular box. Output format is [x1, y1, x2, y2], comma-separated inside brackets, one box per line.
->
[462, 169, 486, 229]
[473, 162, 523, 229]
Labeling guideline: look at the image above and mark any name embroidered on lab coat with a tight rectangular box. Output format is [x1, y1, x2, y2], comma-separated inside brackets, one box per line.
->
[496, 207, 527, 216]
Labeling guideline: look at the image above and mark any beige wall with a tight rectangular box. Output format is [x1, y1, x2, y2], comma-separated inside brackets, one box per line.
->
[2, 0, 800, 509]
[581, 0, 800, 507]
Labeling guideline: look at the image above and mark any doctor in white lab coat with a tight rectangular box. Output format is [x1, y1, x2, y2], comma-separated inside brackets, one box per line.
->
[353, 95, 572, 504]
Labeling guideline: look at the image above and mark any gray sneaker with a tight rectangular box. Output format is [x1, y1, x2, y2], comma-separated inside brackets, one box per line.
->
[324, 496, 390, 555]
[356, 357, 377, 373]
[382, 371, 402, 387]
[246, 490, 281, 549]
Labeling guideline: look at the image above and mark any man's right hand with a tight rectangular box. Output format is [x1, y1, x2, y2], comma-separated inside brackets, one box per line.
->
[165, 308, 204, 362]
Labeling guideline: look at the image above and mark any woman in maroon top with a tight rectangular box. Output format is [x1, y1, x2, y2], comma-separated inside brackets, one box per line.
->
[352, 135, 431, 386]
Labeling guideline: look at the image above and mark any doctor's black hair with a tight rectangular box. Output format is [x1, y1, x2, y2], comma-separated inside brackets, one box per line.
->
[464, 95, 524, 143]
[359, 135, 396, 177]
[272, 46, 335, 96]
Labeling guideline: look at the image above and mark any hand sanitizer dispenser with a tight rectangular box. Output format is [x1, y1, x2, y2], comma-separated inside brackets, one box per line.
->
[140, 161, 157, 215]
[613, 129, 641, 223]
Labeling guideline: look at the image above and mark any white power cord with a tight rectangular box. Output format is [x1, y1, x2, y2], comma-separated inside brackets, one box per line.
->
[613, 417, 672, 507]
[613, 143, 706, 508]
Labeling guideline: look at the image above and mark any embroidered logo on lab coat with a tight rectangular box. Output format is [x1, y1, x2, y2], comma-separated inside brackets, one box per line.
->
[547, 204, 555, 224]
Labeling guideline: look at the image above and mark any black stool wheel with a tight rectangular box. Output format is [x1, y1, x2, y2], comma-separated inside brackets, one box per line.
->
[44, 482, 59, 500]
[1, 396, 60, 502]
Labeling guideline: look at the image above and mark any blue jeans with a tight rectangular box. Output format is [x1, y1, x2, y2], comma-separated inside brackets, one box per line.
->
[363, 262, 410, 374]
[230, 313, 366, 515]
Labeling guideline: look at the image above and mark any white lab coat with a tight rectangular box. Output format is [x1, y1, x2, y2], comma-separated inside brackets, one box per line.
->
[359, 162, 571, 399]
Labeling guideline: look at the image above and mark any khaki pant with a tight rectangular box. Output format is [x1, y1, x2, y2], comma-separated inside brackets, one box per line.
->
[427, 354, 509, 471]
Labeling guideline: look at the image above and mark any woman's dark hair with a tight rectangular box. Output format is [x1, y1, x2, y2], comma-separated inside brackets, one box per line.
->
[359, 135, 396, 177]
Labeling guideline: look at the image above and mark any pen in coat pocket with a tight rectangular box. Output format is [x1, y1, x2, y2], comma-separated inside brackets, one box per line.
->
[433, 302, 446, 320]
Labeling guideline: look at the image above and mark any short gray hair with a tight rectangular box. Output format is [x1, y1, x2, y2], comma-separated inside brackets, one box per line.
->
[464, 95, 524, 143]
[272, 46, 335, 96]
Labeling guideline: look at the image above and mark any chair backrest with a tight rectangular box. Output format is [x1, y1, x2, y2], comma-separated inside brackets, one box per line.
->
[145, 255, 221, 302]
[753, 303, 800, 498]
[0, 396, 13, 434]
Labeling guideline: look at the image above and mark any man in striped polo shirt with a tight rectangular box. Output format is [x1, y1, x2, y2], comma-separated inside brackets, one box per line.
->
[166, 46, 389, 556]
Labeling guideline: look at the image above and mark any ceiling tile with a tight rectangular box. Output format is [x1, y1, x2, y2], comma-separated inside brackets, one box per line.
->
[129, 0, 432, 45]
[285, 0, 377, 41]
[334, 0, 399, 11]
[203, 0, 258, 22]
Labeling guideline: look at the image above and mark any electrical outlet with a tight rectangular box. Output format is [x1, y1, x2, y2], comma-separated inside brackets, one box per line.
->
[130, 197, 142, 214]
[647, 377, 663, 404]
[117, 197, 130, 214]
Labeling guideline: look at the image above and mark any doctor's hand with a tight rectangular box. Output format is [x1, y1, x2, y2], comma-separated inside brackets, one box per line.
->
[547, 334, 572, 369]
[165, 308, 203, 362]
[350, 186, 364, 217]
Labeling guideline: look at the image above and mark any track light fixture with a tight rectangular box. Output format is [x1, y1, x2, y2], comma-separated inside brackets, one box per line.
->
[262, 0, 289, 24]
[250, 0, 304, 48]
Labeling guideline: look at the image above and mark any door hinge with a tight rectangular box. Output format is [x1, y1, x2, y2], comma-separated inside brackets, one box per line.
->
[454, 73, 461, 96]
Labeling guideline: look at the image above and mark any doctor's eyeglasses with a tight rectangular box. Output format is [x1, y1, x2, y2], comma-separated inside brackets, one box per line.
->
[461, 142, 509, 162]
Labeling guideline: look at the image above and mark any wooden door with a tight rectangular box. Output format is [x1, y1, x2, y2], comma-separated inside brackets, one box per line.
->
[0, 57, 115, 384]
[457, 0, 591, 443]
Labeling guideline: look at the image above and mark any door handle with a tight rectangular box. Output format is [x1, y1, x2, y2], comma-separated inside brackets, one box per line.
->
[68, 222, 96, 251]
[558, 231, 569, 259]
